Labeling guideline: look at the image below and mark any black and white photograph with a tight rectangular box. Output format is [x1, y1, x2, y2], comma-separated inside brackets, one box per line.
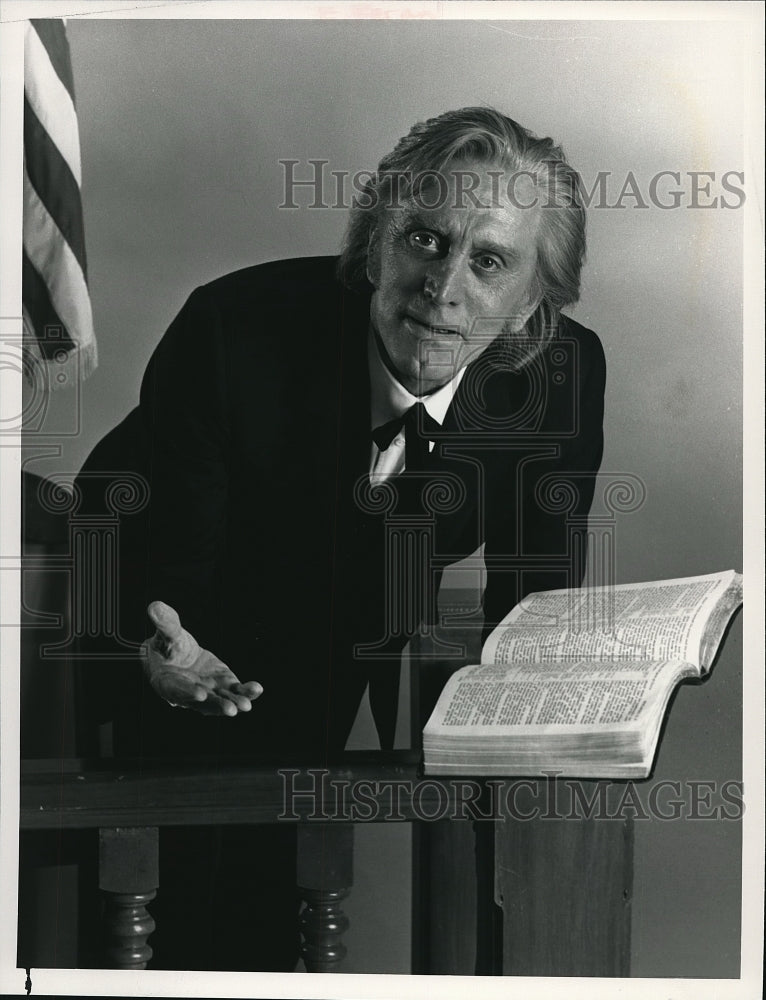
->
[0, 2, 763, 998]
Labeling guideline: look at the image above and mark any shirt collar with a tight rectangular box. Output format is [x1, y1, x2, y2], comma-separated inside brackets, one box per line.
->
[368, 327, 467, 429]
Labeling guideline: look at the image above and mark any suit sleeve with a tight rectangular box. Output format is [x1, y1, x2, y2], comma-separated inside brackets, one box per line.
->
[482, 328, 606, 635]
[138, 285, 230, 654]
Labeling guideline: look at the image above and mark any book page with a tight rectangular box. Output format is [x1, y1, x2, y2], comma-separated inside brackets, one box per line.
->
[425, 660, 694, 733]
[699, 575, 744, 670]
[481, 570, 739, 669]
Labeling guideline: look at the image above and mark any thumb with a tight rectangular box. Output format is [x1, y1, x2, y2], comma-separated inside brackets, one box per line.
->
[147, 601, 184, 644]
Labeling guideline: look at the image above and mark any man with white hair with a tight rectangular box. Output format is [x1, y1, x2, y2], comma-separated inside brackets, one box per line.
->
[79, 106, 605, 970]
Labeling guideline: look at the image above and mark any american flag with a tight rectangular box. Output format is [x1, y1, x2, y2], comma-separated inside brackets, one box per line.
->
[23, 18, 97, 388]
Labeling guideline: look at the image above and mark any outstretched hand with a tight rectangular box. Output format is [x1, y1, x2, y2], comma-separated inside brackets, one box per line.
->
[142, 601, 263, 716]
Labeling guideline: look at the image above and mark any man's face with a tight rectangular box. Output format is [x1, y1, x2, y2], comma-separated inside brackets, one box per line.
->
[368, 162, 543, 395]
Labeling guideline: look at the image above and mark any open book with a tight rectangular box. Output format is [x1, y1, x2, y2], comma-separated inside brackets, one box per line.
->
[423, 570, 743, 778]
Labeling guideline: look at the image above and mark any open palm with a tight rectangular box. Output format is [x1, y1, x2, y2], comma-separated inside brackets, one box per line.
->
[143, 601, 262, 716]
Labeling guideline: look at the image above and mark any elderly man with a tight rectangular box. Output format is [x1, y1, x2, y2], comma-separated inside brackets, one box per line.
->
[79, 106, 604, 970]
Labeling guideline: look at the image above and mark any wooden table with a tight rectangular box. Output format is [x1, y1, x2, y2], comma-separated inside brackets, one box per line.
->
[20, 753, 632, 974]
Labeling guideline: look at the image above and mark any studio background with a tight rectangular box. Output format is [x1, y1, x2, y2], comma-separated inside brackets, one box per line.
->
[22, 17, 744, 977]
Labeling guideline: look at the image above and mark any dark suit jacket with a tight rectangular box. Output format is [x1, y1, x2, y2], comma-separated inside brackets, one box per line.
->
[77, 255, 605, 760]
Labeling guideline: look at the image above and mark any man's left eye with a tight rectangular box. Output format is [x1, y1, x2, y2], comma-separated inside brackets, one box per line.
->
[475, 254, 501, 272]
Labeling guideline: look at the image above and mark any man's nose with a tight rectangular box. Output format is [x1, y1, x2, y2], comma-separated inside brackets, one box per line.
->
[423, 257, 466, 306]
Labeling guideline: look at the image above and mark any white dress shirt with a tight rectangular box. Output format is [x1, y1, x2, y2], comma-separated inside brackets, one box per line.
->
[368, 328, 467, 484]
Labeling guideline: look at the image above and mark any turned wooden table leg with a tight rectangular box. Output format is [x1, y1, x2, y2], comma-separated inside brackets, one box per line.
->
[299, 886, 351, 971]
[99, 827, 159, 969]
[297, 823, 353, 972]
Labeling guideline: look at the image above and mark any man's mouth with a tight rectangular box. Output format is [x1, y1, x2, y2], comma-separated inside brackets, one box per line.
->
[405, 313, 460, 337]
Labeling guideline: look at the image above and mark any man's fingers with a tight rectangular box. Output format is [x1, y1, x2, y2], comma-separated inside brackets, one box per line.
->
[153, 672, 261, 716]
[219, 684, 261, 712]
[147, 601, 184, 645]
[153, 672, 207, 705]
[202, 694, 239, 717]
[189, 691, 239, 716]
[230, 681, 263, 699]
[158, 680, 237, 716]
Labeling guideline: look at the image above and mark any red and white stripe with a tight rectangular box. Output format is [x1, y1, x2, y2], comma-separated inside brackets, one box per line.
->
[22, 18, 97, 386]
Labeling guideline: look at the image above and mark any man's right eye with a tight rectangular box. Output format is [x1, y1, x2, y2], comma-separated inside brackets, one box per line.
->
[408, 230, 440, 251]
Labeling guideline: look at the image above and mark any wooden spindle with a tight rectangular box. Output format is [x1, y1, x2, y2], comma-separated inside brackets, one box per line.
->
[99, 827, 159, 970]
[297, 823, 353, 973]
[299, 887, 350, 972]
[102, 890, 156, 969]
